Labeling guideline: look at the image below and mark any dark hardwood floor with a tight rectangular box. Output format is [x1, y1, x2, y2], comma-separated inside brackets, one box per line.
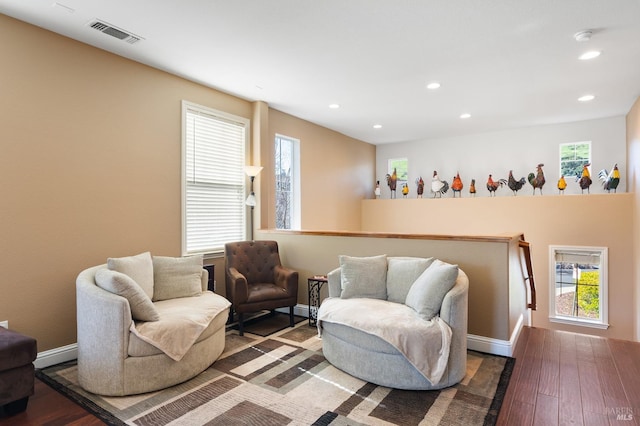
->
[1, 326, 638, 425]
[498, 326, 640, 426]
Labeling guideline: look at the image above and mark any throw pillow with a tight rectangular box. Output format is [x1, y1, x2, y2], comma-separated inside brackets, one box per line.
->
[107, 252, 154, 300]
[405, 259, 459, 321]
[339, 254, 387, 300]
[152, 254, 203, 301]
[386, 257, 435, 303]
[95, 269, 159, 322]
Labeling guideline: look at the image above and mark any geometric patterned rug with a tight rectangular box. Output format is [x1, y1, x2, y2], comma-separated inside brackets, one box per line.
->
[36, 318, 513, 425]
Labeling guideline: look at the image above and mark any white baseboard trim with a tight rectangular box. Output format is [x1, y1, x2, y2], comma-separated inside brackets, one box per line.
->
[34, 343, 77, 369]
[467, 314, 524, 357]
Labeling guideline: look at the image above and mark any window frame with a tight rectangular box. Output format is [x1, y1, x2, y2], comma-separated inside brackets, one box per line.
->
[181, 100, 250, 256]
[559, 141, 591, 179]
[274, 134, 301, 230]
[548, 245, 609, 329]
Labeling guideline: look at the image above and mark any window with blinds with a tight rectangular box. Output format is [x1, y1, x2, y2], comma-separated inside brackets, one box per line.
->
[182, 101, 249, 255]
[549, 245, 608, 329]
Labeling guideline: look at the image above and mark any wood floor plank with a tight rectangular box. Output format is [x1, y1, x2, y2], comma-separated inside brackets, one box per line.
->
[513, 327, 545, 404]
[558, 331, 584, 426]
[538, 328, 560, 397]
[533, 393, 558, 426]
[507, 400, 535, 426]
[576, 335, 606, 416]
[497, 326, 531, 426]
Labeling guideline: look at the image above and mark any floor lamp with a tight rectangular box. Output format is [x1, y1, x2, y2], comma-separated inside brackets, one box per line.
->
[245, 165, 263, 241]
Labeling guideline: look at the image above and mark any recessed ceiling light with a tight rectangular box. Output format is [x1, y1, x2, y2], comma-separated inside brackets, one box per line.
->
[460, 113, 471, 119]
[328, 103, 340, 109]
[373, 124, 382, 129]
[578, 95, 595, 102]
[579, 50, 601, 60]
[426, 82, 441, 90]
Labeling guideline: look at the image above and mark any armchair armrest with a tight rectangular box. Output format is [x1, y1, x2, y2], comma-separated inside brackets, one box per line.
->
[226, 267, 249, 304]
[327, 267, 342, 297]
[274, 264, 299, 298]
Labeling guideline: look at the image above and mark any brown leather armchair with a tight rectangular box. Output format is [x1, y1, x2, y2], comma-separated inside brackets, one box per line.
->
[225, 241, 299, 336]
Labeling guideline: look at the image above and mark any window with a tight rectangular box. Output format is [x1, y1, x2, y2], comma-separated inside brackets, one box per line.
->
[549, 246, 608, 329]
[387, 158, 408, 182]
[274, 134, 300, 230]
[559, 141, 591, 178]
[182, 101, 249, 255]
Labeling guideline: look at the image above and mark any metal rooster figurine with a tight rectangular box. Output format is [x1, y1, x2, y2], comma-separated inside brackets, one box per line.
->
[431, 171, 449, 198]
[577, 163, 592, 194]
[486, 174, 506, 196]
[451, 172, 463, 197]
[507, 170, 526, 196]
[557, 175, 567, 194]
[385, 168, 397, 198]
[528, 163, 546, 195]
[415, 176, 425, 198]
[598, 164, 620, 193]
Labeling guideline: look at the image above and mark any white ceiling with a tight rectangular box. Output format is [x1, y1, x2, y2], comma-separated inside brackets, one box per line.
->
[2, 0, 640, 145]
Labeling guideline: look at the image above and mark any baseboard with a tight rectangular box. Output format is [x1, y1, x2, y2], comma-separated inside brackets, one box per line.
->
[467, 314, 524, 357]
[275, 304, 310, 319]
[34, 343, 77, 369]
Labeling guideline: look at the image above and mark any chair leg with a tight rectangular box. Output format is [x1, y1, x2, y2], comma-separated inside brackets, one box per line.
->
[289, 306, 295, 328]
[238, 313, 244, 336]
[228, 307, 234, 324]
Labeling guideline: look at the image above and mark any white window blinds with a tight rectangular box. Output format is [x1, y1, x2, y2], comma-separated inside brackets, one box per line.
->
[182, 101, 249, 255]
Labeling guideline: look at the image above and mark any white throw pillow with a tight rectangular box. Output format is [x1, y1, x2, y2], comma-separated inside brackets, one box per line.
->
[405, 259, 459, 320]
[107, 252, 154, 299]
[386, 257, 435, 303]
[95, 269, 159, 322]
[339, 254, 387, 300]
[152, 255, 203, 301]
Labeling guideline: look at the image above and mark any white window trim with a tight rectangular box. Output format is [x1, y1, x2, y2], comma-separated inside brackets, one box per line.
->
[559, 141, 591, 179]
[548, 245, 609, 329]
[274, 134, 301, 230]
[181, 100, 250, 256]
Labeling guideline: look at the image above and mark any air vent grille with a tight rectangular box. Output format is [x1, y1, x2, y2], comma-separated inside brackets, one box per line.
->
[88, 20, 143, 44]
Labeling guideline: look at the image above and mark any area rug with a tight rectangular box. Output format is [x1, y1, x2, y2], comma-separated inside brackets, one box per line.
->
[36, 322, 514, 425]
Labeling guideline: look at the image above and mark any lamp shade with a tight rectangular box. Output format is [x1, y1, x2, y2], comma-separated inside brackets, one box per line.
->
[245, 165, 263, 177]
[245, 193, 257, 207]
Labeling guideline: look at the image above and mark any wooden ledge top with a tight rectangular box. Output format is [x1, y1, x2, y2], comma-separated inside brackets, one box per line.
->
[260, 229, 521, 243]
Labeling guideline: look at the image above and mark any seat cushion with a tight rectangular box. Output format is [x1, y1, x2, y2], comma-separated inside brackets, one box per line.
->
[0, 328, 37, 372]
[128, 293, 229, 357]
[246, 282, 289, 302]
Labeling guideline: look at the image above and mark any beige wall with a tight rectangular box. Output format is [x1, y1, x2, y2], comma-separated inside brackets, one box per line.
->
[266, 109, 375, 231]
[0, 15, 373, 351]
[627, 97, 640, 340]
[362, 194, 635, 341]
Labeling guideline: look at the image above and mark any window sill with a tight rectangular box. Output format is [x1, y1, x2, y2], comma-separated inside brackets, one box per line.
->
[549, 316, 609, 330]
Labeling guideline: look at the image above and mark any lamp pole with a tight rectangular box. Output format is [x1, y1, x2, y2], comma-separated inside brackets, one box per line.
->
[244, 166, 263, 241]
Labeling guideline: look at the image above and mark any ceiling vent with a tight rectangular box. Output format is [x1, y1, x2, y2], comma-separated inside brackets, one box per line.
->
[88, 20, 143, 44]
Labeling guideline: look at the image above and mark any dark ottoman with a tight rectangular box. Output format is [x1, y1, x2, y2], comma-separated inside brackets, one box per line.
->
[0, 328, 37, 417]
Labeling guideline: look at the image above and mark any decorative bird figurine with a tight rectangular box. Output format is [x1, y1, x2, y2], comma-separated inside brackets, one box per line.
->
[451, 172, 463, 197]
[598, 164, 620, 193]
[415, 176, 425, 198]
[431, 170, 449, 198]
[469, 179, 476, 197]
[577, 163, 592, 194]
[486, 174, 506, 196]
[507, 170, 526, 196]
[557, 175, 567, 194]
[385, 168, 397, 198]
[528, 163, 546, 195]
[402, 183, 409, 198]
